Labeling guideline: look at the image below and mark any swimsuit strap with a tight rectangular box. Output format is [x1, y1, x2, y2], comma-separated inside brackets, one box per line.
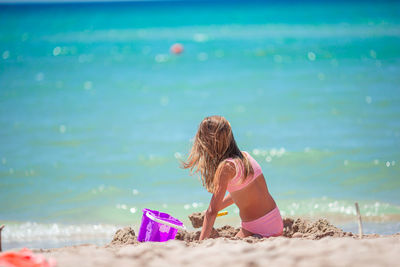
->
[243, 151, 262, 178]
[224, 157, 243, 181]
[226, 152, 263, 192]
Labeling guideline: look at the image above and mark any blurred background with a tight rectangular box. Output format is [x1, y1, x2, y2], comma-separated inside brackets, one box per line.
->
[0, 0, 399, 249]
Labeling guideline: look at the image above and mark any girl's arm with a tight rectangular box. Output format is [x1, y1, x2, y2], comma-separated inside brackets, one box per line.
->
[199, 162, 235, 241]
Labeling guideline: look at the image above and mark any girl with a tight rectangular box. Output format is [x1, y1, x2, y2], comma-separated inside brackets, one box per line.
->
[183, 115, 283, 240]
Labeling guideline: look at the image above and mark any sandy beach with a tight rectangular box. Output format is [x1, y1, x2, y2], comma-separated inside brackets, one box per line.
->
[34, 217, 400, 267]
[1, 2, 400, 267]
[38, 235, 400, 267]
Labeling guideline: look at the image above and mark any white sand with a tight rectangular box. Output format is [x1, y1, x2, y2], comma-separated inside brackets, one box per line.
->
[38, 235, 400, 267]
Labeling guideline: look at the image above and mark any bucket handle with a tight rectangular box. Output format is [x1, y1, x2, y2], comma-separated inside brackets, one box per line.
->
[145, 212, 186, 231]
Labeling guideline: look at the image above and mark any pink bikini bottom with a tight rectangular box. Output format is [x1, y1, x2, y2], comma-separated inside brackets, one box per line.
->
[241, 206, 284, 237]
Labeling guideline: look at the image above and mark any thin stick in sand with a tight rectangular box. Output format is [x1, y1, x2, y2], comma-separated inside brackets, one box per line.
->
[354, 202, 363, 239]
[0, 224, 4, 252]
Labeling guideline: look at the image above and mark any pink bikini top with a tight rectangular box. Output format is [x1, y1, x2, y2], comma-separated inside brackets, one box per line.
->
[224, 151, 263, 193]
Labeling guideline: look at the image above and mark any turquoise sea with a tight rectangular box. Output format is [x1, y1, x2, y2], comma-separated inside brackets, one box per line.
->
[1, 0, 400, 249]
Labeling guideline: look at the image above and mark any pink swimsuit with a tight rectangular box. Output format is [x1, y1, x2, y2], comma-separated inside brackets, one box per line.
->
[225, 152, 283, 237]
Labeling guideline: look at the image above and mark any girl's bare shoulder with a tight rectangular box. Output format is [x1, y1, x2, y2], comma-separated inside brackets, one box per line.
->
[220, 159, 236, 179]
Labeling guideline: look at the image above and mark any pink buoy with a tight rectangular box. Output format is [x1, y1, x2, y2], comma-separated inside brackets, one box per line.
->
[170, 43, 184, 54]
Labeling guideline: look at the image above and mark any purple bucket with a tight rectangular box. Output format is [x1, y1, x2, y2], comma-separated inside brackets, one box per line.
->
[137, 208, 185, 242]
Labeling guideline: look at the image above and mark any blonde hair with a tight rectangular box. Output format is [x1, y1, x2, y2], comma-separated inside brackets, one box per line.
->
[182, 115, 253, 193]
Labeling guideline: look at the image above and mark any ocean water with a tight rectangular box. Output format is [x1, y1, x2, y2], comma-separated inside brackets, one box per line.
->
[0, 0, 400, 249]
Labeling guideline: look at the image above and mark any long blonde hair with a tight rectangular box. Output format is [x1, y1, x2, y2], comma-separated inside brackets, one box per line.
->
[182, 115, 253, 193]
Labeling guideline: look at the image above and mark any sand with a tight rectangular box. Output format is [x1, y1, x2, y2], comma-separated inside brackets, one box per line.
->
[34, 216, 400, 267]
[109, 217, 352, 243]
[109, 227, 138, 246]
[188, 212, 205, 228]
[38, 235, 400, 267]
[181, 214, 353, 241]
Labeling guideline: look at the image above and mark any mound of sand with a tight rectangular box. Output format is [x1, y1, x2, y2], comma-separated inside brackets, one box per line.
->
[110, 212, 353, 245]
[186, 211, 353, 240]
[109, 227, 138, 246]
[175, 225, 241, 242]
[188, 212, 205, 228]
[282, 218, 353, 239]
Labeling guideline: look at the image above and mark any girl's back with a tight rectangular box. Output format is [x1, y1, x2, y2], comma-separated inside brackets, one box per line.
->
[226, 152, 276, 222]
